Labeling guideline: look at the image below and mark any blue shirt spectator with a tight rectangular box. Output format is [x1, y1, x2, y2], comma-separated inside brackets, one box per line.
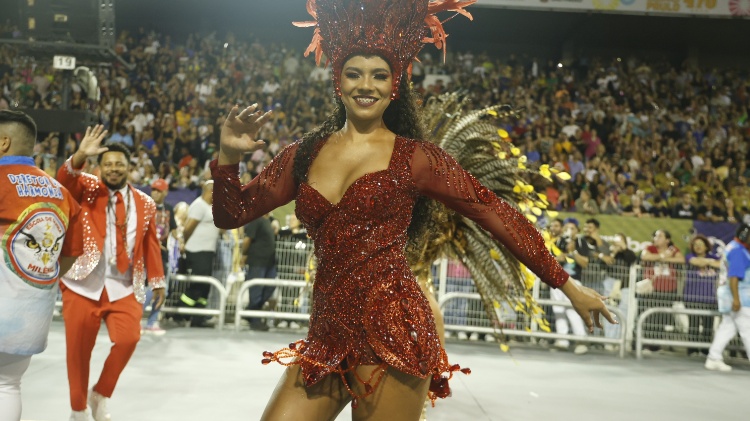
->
[568, 153, 585, 180]
[108, 127, 134, 148]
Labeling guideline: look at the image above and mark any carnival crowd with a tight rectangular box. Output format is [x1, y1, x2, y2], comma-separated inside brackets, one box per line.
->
[1, 24, 749, 226]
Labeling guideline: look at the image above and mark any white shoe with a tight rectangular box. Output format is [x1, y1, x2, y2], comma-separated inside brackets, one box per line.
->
[485, 334, 496, 343]
[705, 358, 732, 372]
[553, 340, 570, 350]
[604, 344, 618, 352]
[88, 389, 112, 421]
[143, 322, 166, 336]
[457, 331, 469, 341]
[289, 321, 301, 329]
[469, 332, 479, 341]
[574, 344, 589, 355]
[277, 320, 289, 328]
[69, 410, 90, 421]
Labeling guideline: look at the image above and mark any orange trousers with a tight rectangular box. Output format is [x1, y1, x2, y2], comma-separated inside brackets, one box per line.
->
[61, 284, 142, 411]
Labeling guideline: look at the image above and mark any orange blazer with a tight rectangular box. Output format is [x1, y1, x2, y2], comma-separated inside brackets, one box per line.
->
[57, 158, 165, 303]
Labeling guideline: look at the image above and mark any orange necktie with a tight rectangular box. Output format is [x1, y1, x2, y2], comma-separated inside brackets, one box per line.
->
[114, 191, 130, 273]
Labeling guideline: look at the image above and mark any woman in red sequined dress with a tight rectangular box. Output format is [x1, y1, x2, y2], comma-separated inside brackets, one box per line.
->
[210, 1, 616, 420]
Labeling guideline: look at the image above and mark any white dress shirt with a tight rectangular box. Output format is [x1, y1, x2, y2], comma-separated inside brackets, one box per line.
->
[62, 185, 136, 302]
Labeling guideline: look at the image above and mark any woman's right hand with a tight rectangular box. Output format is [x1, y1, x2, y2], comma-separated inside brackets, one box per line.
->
[219, 104, 272, 165]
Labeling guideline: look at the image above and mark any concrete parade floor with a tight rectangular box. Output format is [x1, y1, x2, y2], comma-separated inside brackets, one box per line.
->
[20, 321, 749, 421]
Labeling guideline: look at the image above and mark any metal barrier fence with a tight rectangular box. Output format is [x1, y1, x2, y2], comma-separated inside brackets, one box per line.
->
[438, 293, 628, 358]
[636, 307, 719, 359]
[161, 274, 227, 331]
[52, 235, 747, 363]
[630, 262, 743, 358]
[233, 279, 310, 332]
[432, 257, 746, 360]
[434, 257, 633, 352]
[223, 237, 313, 325]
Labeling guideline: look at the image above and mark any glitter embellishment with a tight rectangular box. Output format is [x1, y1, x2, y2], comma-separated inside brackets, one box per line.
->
[57, 158, 165, 303]
[294, 0, 476, 99]
[210, 142, 301, 230]
[212, 136, 568, 406]
[412, 141, 569, 288]
[58, 164, 105, 280]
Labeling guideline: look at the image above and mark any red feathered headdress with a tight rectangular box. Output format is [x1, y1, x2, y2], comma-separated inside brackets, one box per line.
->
[294, 0, 476, 100]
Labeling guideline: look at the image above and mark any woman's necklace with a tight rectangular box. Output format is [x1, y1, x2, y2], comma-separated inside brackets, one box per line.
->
[108, 189, 132, 266]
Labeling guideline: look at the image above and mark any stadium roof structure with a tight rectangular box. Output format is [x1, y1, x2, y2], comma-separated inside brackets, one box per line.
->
[0, 38, 133, 70]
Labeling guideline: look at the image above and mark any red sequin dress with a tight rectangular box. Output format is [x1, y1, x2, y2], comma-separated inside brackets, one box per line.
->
[210, 135, 568, 404]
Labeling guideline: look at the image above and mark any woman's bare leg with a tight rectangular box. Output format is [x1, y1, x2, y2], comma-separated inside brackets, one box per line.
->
[426, 292, 445, 348]
[418, 275, 444, 420]
[418, 275, 445, 347]
[349, 365, 431, 421]
[261, 365, 350, 421]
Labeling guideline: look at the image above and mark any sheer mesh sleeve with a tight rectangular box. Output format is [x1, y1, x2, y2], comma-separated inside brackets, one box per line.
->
[210, 142, 300, 229]
[411, 142, 569, 288]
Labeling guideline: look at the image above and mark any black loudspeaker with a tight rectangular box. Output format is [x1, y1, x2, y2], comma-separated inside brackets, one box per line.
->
[20, 0, 102, 45]
[21, 109, 98, 133]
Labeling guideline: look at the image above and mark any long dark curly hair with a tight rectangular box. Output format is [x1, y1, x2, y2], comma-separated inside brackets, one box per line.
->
[292, 72, 433, 259]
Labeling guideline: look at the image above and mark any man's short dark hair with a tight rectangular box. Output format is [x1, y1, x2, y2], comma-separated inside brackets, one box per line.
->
[553, 218, 565, 226]
[97, 142, 132, 164]
[736, 224, 750, 244]
[585, 218, 600, 228]
[0, 110, 38, 144]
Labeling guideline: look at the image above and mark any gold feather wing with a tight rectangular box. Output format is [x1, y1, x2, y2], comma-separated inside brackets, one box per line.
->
[413, 92, 566, 334]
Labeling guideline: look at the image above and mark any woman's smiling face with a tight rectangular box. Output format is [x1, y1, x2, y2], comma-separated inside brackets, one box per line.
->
[339, 55, 393, 124]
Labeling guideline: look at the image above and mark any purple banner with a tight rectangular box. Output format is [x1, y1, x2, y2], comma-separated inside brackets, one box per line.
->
[693, 221, 739, 254]
[137, 186, 200, 208]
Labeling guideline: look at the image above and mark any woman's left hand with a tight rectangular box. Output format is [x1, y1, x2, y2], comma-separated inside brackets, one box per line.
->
[561, 279, 617, 333]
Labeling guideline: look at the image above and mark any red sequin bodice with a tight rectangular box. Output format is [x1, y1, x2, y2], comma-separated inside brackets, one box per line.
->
[210, 135, 569, 401]
[294, 136, 442, 385]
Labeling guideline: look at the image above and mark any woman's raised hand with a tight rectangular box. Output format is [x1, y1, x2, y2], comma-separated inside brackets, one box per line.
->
[219, 104, 272, 164]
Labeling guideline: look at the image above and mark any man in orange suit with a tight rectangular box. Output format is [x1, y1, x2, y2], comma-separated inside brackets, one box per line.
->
[57, 125, 165, 421]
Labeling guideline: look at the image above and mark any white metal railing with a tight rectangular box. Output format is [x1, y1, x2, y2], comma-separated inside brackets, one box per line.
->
[161, 274, 227, 331]
[438, 292, 628, 358]
[52, 240, 737, 361]
[233, 278, 310, 332]
[635, 307, 721, 359]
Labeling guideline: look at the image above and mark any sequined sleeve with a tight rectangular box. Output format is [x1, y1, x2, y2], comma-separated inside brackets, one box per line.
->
[209, 142, 300, 230]
[411, 142, 569, 288]
[56, 158, 87, 203]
